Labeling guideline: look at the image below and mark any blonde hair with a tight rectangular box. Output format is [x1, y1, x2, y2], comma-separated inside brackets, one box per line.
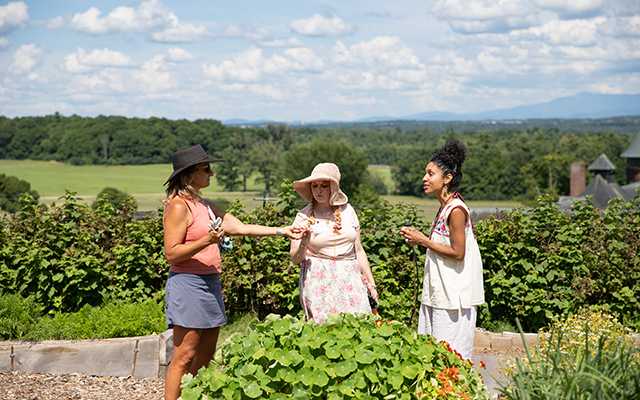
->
[164, 166, 201, 203]
[311, 201, 342, 233]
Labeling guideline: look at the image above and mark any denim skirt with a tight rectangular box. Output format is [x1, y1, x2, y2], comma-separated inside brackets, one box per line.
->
[165, 272, 227, 329]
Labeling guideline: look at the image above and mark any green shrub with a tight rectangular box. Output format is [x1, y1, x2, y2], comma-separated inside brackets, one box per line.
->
[477, 195, 640, 332]
[0, 292, 43, 339]
[500, 316, 640, 399]
[0, 191, 166, 313]
[0, 174, 39, 213]
[536, 309, 636, 364]
[181, 314, 489, 399]
[92, 187, 137, 217]
[24, 299, 165, 340]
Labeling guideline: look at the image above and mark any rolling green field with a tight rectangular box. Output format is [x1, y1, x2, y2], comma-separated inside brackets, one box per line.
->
[1, 160, 521, 217]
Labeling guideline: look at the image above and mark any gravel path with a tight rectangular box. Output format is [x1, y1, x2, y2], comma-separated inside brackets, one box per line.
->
[0, 371, 163, 400]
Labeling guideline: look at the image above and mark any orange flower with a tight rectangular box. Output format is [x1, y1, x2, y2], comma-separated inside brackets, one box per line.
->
[479, 360, 486, 369]
[446, 367, 459, 382]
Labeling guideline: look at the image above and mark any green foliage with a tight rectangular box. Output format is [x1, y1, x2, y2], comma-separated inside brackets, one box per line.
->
[181, 314, 489, 399]
[0, 293, 164, 340]
[500, 317, 640, 400]
[477, 195, 640, 332]
[390, 131, 630, 200]
[92, 187, 137, 217]
[0, 114, 634, 200]
[281, 137, 369, 197]
[24, 298, 165, 340]
[2, 185, 638, 335]
[0, 292, 42, 339]
[536, 309, 636, 362]
[0, 192, 166, 313]
[0, 173, 39, 212]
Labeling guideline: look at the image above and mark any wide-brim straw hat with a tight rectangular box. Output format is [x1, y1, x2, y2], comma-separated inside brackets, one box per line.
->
[164, 144, 222, 185]
[293, 162, 348, 206]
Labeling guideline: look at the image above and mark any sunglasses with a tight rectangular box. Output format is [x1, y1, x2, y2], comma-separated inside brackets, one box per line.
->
[195, 164, 212, 173]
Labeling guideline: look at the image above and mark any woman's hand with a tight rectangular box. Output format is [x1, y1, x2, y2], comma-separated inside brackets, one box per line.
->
[399, 226, 429, 247]
[361, 275, 379, 302]
[281, 225, 306, 240]
[202, 227, 224, 245]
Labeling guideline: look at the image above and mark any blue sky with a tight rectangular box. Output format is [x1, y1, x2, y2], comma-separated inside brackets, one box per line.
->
[0, 0, 639, 121]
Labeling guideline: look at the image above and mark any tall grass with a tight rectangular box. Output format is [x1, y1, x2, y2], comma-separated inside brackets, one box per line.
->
[500, 318, 640, 399]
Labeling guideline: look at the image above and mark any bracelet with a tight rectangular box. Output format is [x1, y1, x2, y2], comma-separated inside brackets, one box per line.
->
[276, 228, 284, 236]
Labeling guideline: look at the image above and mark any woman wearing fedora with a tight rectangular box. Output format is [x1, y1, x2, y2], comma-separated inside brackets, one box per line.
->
[290, 163, 378, 324]
[162, 144, 301, 400]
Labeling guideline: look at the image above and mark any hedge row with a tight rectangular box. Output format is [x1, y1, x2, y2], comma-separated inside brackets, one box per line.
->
[0, 188, 638, 332]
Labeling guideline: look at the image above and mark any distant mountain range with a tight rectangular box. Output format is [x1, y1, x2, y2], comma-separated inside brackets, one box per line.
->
[223, 92, 640, 126]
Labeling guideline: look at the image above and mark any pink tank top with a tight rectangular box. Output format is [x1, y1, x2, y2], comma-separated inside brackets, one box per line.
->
[169, 197, 222, 274]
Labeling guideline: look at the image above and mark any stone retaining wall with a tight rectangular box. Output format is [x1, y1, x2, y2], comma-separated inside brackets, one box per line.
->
[1, 329, 637, 378]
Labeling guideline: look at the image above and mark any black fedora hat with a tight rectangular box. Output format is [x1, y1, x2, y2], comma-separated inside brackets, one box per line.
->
[164, 144, 222, 185]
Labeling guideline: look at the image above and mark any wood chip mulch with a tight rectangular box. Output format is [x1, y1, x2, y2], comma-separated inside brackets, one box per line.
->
[0, 371, 164, 400]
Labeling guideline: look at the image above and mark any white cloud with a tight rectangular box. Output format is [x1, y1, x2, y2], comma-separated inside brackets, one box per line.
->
[46, 16, 65, 29]
[533, 0, 604, 18]
[63, 48, 132, 73]
[432, 0, 541, 34]
[600, 15, 640, 37]
[290, 14, 353, 36]
[151, 23, 207, 43]
[71, 1, 176, 34]
[0, 1, 28, 33]
[134, 55, 176, 92]
[273, 47, 324, 72]
[332, 94, 379, 106]
[334, 36, 421, 69]
[203, 47, 324, 83]
[71, 69, 127, 94]
[70, 0, 208, 42]
[10, 43, 41, 74]
[522, 17, 604, 46]
[203, 48, 263, 82]
[257, 37, 303, 48]
[221, 24, 303, 48]
[220, 83, 286, 100]
[167, 47, 193, 61]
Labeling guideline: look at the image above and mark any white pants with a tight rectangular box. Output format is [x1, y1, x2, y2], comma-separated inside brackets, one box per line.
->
[418, 304, 476, 360]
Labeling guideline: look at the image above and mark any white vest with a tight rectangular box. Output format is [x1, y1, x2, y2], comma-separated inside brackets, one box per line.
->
[422, 198, 485, 309]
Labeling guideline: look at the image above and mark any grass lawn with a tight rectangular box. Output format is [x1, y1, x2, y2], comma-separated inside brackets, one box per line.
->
[383, 195, 522, 221]
[1, 160, 522, 215]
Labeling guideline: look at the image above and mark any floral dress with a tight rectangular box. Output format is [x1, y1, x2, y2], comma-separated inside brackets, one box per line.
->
[293, 204, 371, 323]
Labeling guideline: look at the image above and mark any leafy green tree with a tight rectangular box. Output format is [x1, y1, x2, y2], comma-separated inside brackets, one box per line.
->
[281, 138, 369, 197]
[251, 141, 281, 195]
[92, 187, 137, 217]
[0, 174, 39, 213]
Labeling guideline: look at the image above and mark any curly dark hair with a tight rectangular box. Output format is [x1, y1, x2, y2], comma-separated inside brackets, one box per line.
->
[430, 139, 467, 191]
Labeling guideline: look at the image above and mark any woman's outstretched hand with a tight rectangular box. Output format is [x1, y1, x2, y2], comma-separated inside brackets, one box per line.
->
[282, 225, 306, 240]
[399, 226, 428, 247]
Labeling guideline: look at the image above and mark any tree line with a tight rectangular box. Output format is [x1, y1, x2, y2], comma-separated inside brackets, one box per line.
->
[0, 114, 634, 200]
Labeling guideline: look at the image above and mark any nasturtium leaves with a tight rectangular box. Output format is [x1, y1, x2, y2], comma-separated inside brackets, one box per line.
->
[355, 349, 376, 364]
[242, 382, 262, 399]
[185, 314, 488, 399]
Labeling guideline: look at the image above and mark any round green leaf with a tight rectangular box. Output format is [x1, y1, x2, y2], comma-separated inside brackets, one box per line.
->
[243, 382, 263, 399]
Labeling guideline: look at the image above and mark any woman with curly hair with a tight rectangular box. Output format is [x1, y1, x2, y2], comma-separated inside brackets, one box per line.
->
[400, 139, 485, 359]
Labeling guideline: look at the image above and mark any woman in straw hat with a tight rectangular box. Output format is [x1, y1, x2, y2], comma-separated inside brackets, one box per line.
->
[290, 162, 378, 324]
[163, 144, 302, 400]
